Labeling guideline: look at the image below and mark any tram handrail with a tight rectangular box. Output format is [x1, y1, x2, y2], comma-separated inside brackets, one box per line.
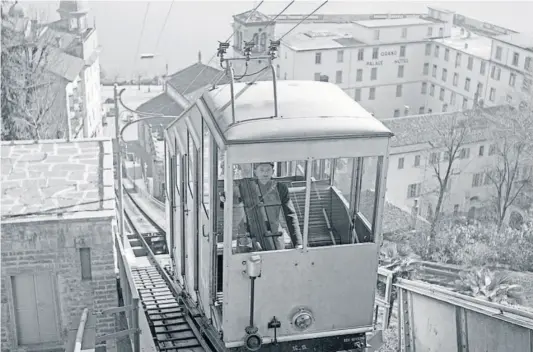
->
[114, 230, 141, 352]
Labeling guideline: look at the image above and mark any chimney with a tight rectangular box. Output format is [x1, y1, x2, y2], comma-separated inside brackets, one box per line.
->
[464, 43, 468, 49]
[198, 50, 202, 63]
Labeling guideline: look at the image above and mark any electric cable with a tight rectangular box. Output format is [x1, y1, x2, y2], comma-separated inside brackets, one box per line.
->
[178, 0, 265, 97]
[132, 2, 151, 78]
[153, 0, 175, 55]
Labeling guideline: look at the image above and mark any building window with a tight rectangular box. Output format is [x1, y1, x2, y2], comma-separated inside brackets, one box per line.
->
[480, 61, 486, 75]
[489, 87, 496, 101]
[394, 109, 400, 117]
[284, 72, 287, 80]
[453, 73, 458, 86]
[371, 67, 377, 80]
[407, 183, 421, 198]
[465, 78, 471, 91]
[432, 64, 437, 77]
[512, 52, 519, 66]
[418, 107, 425, 115]
[442, 68, 447, 82]
[374, 30, 380, 40]
[421, 82, 427, 94]
[444, 48, 449, 61]
[467, 56, 473, 70]
[414, 155, 421, 166]
[314, 72, 321, 81]
[455, 53, 461, 68]
[315, 52, 322, 64]
[489, 144, 496, 155]
[427, 27, 433, 36]
[523, 78, 532, 92]
[372, 47, 379, 59]
[472, 172, 484, 187]
[398, 65, 404, 78]
[356, 69, 363, 81]
[479, 145, 484, 156]
[355, 88, 361, 101]
[509, 73, 516, 87]
[335, 70, 343, 83]
[430, 84, 435, 96]
[369, 87, 376, 100]
[459, 148, 470, 159]
[450, 91, 456, 105]
[80, 248, 92, 280]
[442, 103, 448, 112]
[490, 66, 501, 80]
[454, 204, 459, 216]
[439, 28, 444, 37]
[358, 48, 364, 61]
[428, 108, 433, 113]
[398, 157, 405, 169]
[429, 152, 440, 164]
[495, 46, 502, 60]
[423, 63, 429, 75]
[425, 43, 431, 56]
[401, 28, 407, 38]
[525, 57, 532, 71]
[439, 87, 445, 101]
[477, 82, 483, 95]
[462, 98, 468, 109]
[400, 45, 406, 57]
[337, 50, 344, 63]
[434, 45, 440, 58]
[396, 84, 403, 97]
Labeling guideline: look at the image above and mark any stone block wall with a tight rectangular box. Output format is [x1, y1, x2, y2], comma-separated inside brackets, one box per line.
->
[1, 217, 118, 352]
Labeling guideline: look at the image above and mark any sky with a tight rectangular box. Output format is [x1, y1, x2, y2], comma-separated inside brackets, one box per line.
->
[17, 1, 533, 80]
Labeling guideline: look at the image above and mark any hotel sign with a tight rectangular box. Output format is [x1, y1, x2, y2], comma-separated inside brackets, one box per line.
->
[366, 50, 409, 66]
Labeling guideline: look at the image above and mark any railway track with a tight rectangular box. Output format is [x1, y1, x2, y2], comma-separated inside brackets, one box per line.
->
[122, 188, 209, 352]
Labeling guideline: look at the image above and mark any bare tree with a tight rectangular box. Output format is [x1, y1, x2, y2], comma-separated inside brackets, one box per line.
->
[425, 112, 471, 254]
[1, 7, 67, 141]
[483, 103, 533, 231]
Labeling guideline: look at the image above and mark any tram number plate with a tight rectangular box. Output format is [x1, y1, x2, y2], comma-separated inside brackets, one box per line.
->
[280, 333, 366, 351]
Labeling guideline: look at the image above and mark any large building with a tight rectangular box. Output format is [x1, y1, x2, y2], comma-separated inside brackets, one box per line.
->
[1, 139, 117, 351]
[230, 7, 532, 119]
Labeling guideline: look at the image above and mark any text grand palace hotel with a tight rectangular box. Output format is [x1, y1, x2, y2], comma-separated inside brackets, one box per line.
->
[232, 6, 532, 119]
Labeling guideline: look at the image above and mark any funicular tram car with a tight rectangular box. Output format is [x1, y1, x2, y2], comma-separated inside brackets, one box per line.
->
[164, 79, 393, 351]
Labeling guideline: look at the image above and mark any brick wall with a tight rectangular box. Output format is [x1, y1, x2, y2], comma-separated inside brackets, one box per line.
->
[1, 217, 118, 352]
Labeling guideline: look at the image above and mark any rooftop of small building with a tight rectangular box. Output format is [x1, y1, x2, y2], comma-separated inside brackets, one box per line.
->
[354, 17, 434, 28]
[1, 139, 115, 223]
[433, 26, 493, 60]
[166, 62, 231, 95]
[382, 105, 509, 149]
[280, 23, 364, 51]
[493, 33, 533, 52]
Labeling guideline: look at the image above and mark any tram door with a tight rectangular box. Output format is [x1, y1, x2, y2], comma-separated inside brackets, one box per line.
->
[184, 132, 198, 296]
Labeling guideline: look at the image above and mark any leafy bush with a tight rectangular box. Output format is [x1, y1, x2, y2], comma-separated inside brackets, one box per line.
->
[405, 221, 533, 271]
[454, 267, 525, 306]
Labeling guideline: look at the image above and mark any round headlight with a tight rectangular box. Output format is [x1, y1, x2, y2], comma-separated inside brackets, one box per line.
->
[244, 333, 262, 351]
[292, 309, 314, 331]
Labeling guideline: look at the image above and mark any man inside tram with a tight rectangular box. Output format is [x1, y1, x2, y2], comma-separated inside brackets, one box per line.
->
[220, 162, 303, 251]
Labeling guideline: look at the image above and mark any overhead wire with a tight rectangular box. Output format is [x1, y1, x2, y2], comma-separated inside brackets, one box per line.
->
[153, 0, 175, 56]
[178, 0, 265, 97]
[132, 2, 151, 78]
[211, 1, 328, 100]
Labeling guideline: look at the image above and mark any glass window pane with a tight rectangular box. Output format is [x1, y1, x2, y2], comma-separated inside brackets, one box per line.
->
[202, 122, 210, 216]
[359, 156, 380, 231]
[227, 161, 307, 254]
[187, 132, 195, 195]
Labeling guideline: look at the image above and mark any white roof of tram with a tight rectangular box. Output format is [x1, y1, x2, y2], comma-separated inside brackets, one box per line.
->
[201, 80, 393, 144]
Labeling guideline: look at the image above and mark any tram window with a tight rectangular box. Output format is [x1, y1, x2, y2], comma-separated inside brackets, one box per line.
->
[187, 132, 196, 194]
[227, 161, 307, 254]
[201, 122, 210, 216]
[358, 156, 380, 231]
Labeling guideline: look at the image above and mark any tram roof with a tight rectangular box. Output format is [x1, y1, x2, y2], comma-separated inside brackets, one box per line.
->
[202, 80, 393, 144]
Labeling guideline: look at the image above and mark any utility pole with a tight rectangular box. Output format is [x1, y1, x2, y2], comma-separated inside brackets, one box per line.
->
[114, 83, 125, 243]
